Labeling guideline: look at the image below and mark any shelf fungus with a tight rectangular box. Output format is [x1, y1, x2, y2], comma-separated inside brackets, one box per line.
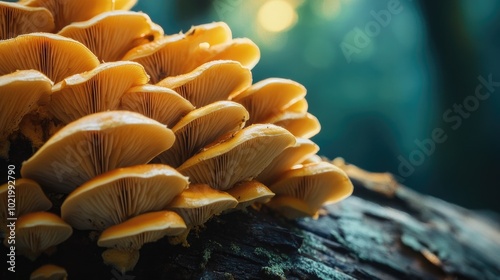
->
[157, 101, 249, 167]
[21, 111, 175, 193]
[21, 0, 138, 31]
[30, 264, 68, 280]
[267, 162, 354, 218]
[167, 184, 238, 245]
[48, 61, 149, 124]
[123, 22, 253, 83]
[177, 124, 296, 191]
[58, 11, 162, 62]
[232, 78, 307, 125]
[1, 0, 354, 273]
[61, 164, 189, 230]
[5, 211, 72, 260]
[98, 211, 186, 273]
[0, 70, 52, 157]
[0, 33, 99, 83]
[156, 60, 252, 107]
[0, 2, 55, 40]
[120, 84, 195, 128]
[226, 180, 275, 211]
[0, 178, 52, 232]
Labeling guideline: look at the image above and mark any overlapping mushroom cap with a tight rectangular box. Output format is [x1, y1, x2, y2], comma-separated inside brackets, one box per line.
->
[61, 164, 188, 230]
[21, 111, 175, 193]
[0, 0, 354, 273]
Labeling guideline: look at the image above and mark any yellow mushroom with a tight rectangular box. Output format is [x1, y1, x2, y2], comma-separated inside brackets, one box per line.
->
[21, 111, 175, 193]
[156, 60, 252, 107]
[177, 124, 296, 191]
[0, 33, 99, 83]
[58, 11, 163, 61]
[0, 2, 54, 39]
[5, 212, 72, 261]
[61, 164, 188, 230]
[48, 61, 149, 124]
[156, 101, 249, 167]
[98, 211, 186, 273]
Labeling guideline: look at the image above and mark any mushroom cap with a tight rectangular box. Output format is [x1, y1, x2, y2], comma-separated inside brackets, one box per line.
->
[156, 60, 252, 107]
[0, 2, 54, 39]
[232, 78, 307, 125]
[0, 70, 52, 140]
[269, 162, 353, 213]
[257, 138, 320, 185]
[21, 111, 175, 193]
[97, 210, 186, 250]
[226, 180, 275, 210]
[177, 124, 296, 190]
[266, 195, 318, 219]
[61, 164, 189, 230]
[0, 33, 99, 83]
[197, 37, 261, 70]
[167, 184, 238, 227]
[9, 211, 72, 261]
[156, 101, 249, 167]
[123, 22, 233, 83]
[58, 11, 162, 61]
[22, 0, 138, 31]
[120, 84, 194, 128]
[266, 112, 321, 139]
[0, 178, 52, 231]
[48, 61, 149, 124]
[30, 264, 67, 280]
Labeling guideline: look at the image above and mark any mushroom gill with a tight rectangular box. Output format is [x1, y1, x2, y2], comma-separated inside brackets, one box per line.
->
[0, 2, 54, 39]
[21, 111, 175, 193]
[0, 33, 99, 83]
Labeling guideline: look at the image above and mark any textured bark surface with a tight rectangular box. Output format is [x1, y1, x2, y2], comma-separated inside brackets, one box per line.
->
[2, 171, 500, 280]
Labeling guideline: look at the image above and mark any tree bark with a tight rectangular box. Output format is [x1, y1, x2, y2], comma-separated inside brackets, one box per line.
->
[2, 154, 500, 279]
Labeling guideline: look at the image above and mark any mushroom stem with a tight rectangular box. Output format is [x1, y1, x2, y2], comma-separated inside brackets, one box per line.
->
[102, 248, 140, 274]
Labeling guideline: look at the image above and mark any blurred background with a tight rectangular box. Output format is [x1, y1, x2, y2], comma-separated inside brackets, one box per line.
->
[132, 0, 500, 213]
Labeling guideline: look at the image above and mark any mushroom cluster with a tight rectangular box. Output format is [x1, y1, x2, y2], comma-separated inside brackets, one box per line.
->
[0, 0, 353, 273]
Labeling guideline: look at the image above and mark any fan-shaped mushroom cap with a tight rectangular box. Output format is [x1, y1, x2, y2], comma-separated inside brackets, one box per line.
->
[177, 124, 296, 190]
[22, 0, 138, 31]
[0, 33, 99, 83]
[167, 184, 237, 227]
[266, 195, 318, 219]
[197, 38, 260, 70]
[156, 60, 252, 107]
[48, 61, 149, 124]
[30, 264, 67, 280]
[6, 212, 72, 260]
[21, 111, 175, 193]
[0, 178, 52, 232]
[232, 78, 307, 125]
[120, 84, 194, 128]
[97, 210, 186, 273]
[286, 98, 308, 113]
[257, 138, 319, 185]
[0, 2, 54, 39]
[61, 164, 189, 230]
[269, 162, 353, 214]
[123, 22, 233, 83]
[0, 70, 52, 141]
[226, 180, 274, 210]
[58, 11, 162, 61]
[266, 112, 321, 138]
[157, 101, 249, 167]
